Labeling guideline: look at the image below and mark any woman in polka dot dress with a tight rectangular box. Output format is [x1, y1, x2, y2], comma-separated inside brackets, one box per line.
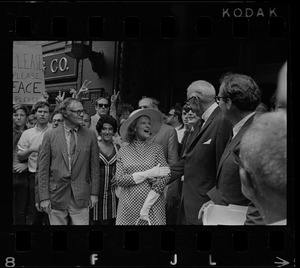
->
[116, 109, 171, 225]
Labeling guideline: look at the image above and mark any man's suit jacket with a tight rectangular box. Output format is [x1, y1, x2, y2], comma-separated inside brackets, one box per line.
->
[170, 106, 232, 224]
[38, 125, 100, 210]
[207, 114, 255, 206]
[151, 123, 179, 166]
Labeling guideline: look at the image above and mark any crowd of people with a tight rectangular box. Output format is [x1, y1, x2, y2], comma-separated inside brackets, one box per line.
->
[12, 62, 287, 225]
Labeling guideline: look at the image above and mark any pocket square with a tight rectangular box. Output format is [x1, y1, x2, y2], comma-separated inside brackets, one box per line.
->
[203, 139, 212, 144]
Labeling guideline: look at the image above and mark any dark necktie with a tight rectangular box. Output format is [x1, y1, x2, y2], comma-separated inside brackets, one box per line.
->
[70, 129, 76, 166]
[226, 130, 234, 147]
[180, 129, 190, 157]
[198, 118, 205, 130]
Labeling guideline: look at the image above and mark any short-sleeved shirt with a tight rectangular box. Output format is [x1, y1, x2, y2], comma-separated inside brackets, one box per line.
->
[17, 124, 51, 173]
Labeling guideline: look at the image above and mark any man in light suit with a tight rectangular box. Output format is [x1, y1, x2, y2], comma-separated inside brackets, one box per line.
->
[198, 73, 262, 224]
[38, 98, 100, 225]
[138, 97, 179, 224]
[168, 80, 232, 225]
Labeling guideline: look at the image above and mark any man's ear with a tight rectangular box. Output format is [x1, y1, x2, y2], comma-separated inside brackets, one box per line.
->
[239, 166, 256, 200]
[226, 98, 232, 110]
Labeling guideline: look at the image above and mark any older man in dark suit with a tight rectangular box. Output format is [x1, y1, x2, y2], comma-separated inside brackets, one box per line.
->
[198, 73, 262, 224]
[168, 80, 232, 225]
[38, 98, 100, 225]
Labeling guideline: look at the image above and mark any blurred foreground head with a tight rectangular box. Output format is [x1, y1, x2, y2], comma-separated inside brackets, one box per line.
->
[276, 61, 287, 110]
[239, 110, 287, 225]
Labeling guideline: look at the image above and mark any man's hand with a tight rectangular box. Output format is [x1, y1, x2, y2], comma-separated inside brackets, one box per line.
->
[89, 195, 98, 209]
[41, 91, 49, 101]
[110, 90, 120, 104]
[35, 202, 42, 212]
[13, 163, 27, 173]
[70, 88, 77, 99]
[77, 80, 91, 96]
[40, 199, 51, 214]
[198, 200, 214, 220]
[55, 91, 65, 106]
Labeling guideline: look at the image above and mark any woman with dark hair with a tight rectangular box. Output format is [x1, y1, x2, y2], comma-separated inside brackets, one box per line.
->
[115, 108, 170, 225]
[90, 114, 119, 225]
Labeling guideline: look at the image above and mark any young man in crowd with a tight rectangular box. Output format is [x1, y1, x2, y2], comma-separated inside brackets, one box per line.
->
[17, 101, 52, 225]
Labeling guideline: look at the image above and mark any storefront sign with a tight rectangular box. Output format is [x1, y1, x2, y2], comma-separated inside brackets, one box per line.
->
[43, 52, 77, 81]
[13, 42, 46, 104]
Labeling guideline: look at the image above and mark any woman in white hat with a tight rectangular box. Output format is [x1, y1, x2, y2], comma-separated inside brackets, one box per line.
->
[115, 108, 171, 225]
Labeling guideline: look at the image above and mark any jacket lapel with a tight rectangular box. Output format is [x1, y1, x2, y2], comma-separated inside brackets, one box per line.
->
[58, 126, 69, 168]
[216, 114, 256, 179]
[186, 107, 220, 153]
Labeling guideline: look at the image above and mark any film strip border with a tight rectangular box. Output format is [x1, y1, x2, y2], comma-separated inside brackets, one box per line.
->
[2, 2, 289, 39]
[2, 1, 294, 267]
[2, 227, 294, 266]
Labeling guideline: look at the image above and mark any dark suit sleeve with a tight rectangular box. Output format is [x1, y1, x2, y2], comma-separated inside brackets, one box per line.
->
[90, 131, 100, 196]
[244, 202, 265, 225]
[35, 146, 41, 204]
[167, 128, 179, 166]
[168, 157, 185, 185]
[38, 131, 51, 202]
[215, 118, 232, 169]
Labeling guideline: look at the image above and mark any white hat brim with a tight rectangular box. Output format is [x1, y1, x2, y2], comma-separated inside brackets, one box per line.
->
[120, 108, 163, 143]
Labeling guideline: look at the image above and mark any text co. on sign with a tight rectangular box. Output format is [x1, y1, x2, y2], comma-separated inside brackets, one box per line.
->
[43, 52, 77, 81]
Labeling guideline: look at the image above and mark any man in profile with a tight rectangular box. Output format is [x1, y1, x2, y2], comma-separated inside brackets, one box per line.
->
[168, 80, 232, 225]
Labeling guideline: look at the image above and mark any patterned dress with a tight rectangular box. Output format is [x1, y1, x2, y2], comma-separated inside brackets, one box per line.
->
[92, 143, 119, 221]
[115, 140, 170, 225]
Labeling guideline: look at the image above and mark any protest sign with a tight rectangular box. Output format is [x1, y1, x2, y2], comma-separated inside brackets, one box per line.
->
[13, 42, 46, 104]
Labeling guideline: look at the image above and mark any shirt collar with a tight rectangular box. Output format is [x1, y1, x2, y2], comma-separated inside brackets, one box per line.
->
[202, 102, 218, 123]
[35, 123, 51, 132]
[64, 123, 79, 133]
[232, 112, 255, 138]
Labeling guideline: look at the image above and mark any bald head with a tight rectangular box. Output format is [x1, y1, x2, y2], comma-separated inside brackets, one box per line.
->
[239, 110, 287, 222]
[187, 80, 216, 103]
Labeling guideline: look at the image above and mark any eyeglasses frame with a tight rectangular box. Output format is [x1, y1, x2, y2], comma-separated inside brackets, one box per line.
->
[69, 109, 86, 116]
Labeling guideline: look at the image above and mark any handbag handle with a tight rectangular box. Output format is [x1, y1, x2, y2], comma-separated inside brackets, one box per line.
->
[135, 217, 151, 225]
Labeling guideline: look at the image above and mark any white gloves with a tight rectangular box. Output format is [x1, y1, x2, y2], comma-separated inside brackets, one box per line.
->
[132, 164, 170, 184]
[140, 190, 160, 220]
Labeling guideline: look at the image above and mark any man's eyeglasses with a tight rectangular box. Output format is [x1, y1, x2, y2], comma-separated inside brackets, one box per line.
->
[185, 96, 198, 104]
[69, 109, 86, 116]
[97, 103, 109, 108]
[52, 119, 64, 123]
[214, 96, 228, 104]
